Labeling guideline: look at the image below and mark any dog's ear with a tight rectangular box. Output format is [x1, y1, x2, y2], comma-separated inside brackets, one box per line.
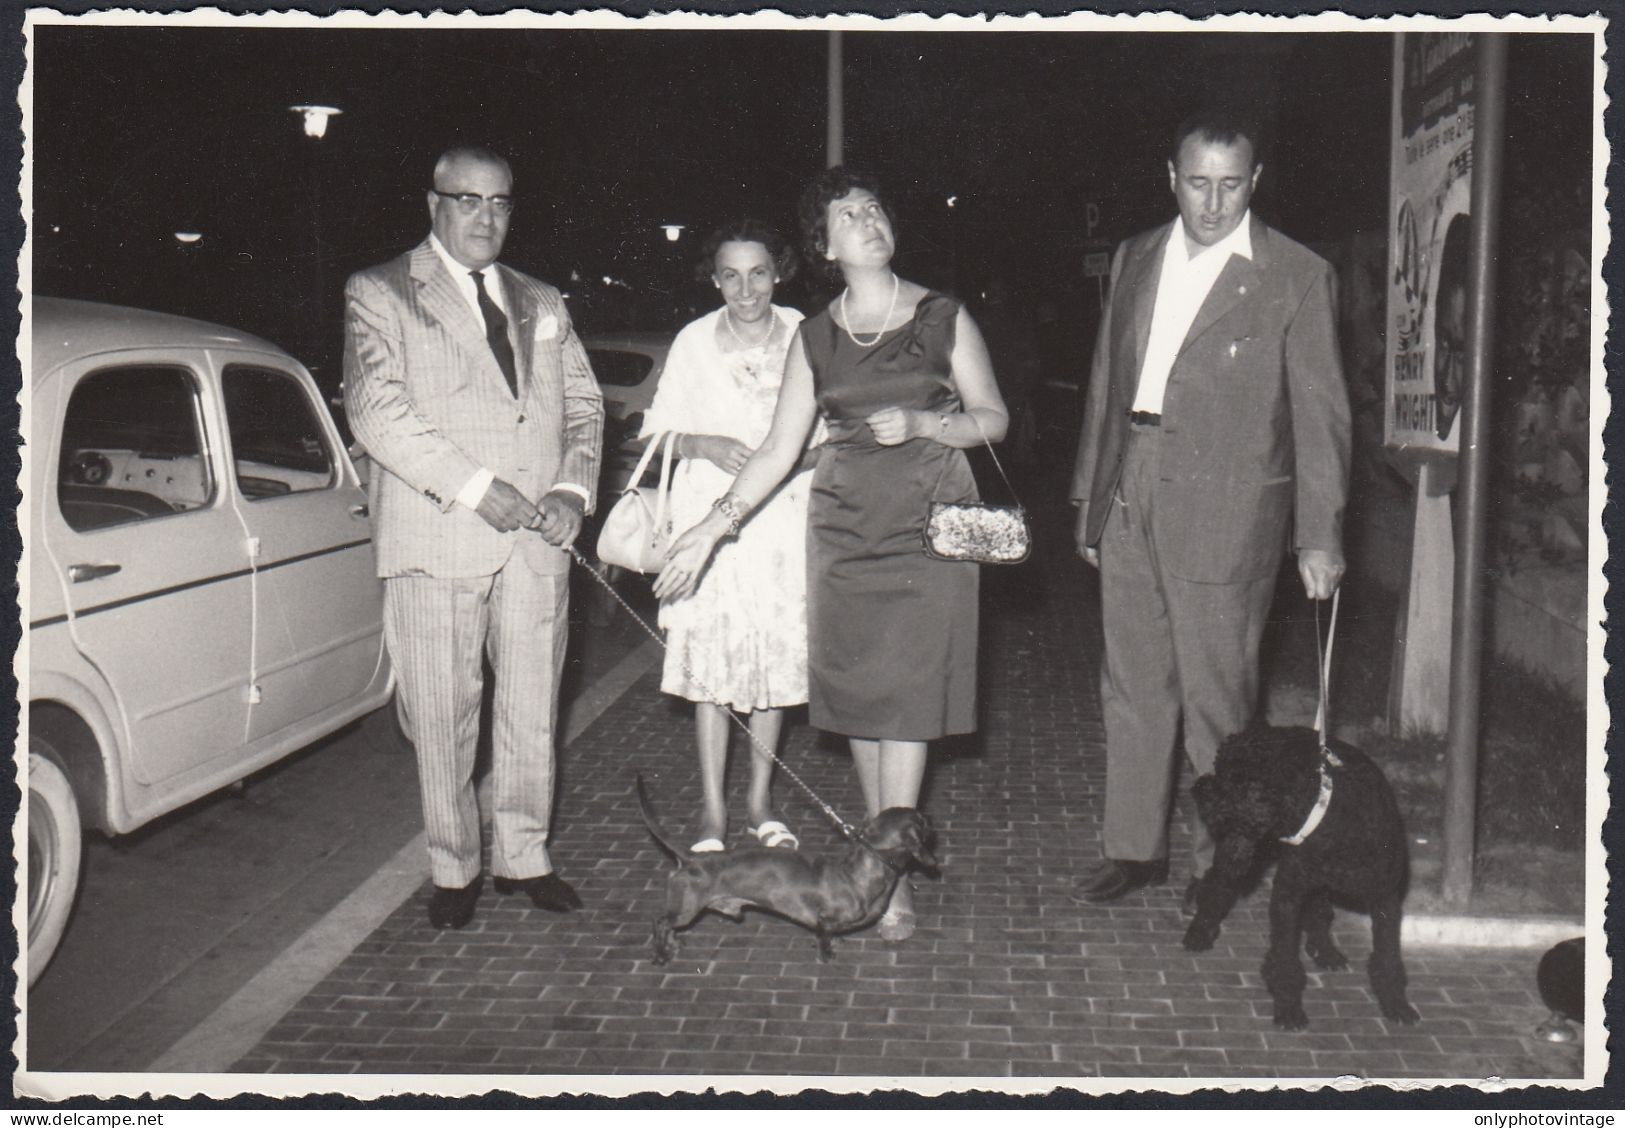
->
[1234, 779, 1281, 838]
[1197, 775, 1274, 843]
[906, 815, 940, 872]
[1211, 831, 1258, 880]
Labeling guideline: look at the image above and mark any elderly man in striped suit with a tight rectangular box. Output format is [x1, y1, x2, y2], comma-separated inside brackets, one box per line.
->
[345, 145, 604, 929]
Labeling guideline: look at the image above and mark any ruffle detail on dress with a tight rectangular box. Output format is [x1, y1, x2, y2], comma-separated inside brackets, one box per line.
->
[897, 292, 960, 359]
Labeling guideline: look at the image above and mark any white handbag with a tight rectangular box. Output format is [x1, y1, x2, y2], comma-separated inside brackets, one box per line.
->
[596, 431, 678, 574]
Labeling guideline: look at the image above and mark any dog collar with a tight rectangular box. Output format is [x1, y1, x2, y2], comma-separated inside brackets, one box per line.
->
[1280, 746, 1344, 846]
[845, 824, 908, 876]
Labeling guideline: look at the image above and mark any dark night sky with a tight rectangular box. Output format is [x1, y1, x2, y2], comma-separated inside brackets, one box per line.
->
[28, 23, 1592, 384]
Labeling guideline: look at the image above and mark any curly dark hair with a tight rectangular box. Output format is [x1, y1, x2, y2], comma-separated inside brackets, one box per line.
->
[797, 166, 894, 283]
[694, 218, 798, 285]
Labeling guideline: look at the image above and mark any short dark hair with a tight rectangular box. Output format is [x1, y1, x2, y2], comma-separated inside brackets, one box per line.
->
[798, 165, 894, 282]
[694, 218, 798, 284]
[433, 145, 513, 186]
[1170, 109, 1264, 168]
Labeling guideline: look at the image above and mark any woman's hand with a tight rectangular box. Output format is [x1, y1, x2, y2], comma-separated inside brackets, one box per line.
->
[865, 407, 924, 446]
[688, 434, 754, 474]
[651, 514, 729, 602]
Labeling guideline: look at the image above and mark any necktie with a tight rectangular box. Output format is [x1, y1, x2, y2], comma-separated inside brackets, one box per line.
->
[471, 269, 518, 397]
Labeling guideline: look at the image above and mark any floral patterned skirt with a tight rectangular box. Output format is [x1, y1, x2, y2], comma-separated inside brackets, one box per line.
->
[656, 458, 812, 711]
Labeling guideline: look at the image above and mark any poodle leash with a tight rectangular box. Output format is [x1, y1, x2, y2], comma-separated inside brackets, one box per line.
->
[1312, 587, 1342, 746]
[567, 545, 865, 843]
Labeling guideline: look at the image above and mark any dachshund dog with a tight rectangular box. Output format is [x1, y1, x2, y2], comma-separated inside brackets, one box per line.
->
[635, 775, 938, 963]
[1183, 723, 1420, 1030]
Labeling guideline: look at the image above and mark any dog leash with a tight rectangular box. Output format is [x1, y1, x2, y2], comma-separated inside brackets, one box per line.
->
[568, 544, 870, 847]
[1313, 587, 1341, 748]
[1283, 588, 1344, 847]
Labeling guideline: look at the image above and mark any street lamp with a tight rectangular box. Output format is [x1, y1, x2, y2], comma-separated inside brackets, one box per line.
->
[291, 103, 341, 365]
[173, 232, 203, 245]
[289, 104, 342, 140]
[660, 224, 685, 243]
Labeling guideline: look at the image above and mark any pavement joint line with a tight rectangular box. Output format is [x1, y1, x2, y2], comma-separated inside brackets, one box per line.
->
[141, 635, 663, 1074]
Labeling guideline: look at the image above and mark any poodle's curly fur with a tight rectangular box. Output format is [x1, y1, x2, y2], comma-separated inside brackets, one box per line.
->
[1183, 723, 1420, 1030]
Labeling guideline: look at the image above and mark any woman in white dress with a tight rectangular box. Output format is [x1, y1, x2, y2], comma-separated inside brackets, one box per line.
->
[640, 220, 817, 853]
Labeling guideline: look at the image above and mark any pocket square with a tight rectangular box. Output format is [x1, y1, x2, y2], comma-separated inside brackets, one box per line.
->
[532, 314, 559, 343]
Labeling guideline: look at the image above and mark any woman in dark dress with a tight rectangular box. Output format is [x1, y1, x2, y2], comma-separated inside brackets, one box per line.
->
[656, 167, 1008, 940]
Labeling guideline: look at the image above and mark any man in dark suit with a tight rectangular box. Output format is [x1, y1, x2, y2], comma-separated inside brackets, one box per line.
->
[345, 145, 603, 928]
[1070, 110, 1350, 905]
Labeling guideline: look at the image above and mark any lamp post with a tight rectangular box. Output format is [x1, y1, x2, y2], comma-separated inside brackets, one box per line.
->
[827, 30, 843, 168]
[290, 103, 340, 367]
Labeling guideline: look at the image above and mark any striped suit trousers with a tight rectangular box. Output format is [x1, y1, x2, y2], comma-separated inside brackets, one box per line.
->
[384, 558, 569, 887]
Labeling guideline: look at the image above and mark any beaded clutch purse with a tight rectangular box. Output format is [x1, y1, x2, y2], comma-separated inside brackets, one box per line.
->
[921, 413, 1031, 566]
[924, 499, 1031, 564]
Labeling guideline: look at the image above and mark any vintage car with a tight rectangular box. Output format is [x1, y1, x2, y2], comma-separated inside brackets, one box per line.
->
[26, 297, 394, 984]
[583, 331, 671, 497]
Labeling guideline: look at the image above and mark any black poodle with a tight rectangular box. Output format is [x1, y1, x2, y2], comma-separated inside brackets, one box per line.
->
[1183, 722, 1420, 1031]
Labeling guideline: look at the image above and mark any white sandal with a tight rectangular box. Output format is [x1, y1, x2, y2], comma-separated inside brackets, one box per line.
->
[689, 838, 725, 854]
[877, 909, 917, 942]
[748, 821, 799, 850]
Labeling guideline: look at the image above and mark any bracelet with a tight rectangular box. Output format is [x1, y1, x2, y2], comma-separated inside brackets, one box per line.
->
[938, 412, 952, 439]
[712, 492, 747, 538]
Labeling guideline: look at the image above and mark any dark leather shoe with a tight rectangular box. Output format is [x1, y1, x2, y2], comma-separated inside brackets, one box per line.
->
[1182, 874, 1203, 918]
[494, 872, 582, 912]
[1072, 857, 1169, 904]
[428, 876, 482, 929]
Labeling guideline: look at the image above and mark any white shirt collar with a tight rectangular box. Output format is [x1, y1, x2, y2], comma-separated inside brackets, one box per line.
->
[429, 234, 503, 312]
[1170, 210, 1254, 268]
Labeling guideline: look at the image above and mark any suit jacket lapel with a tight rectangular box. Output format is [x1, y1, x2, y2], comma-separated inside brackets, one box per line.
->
[499, 267, 538, 398]
[409, 241, 488, 355]
[1125, 224, 1171, 395]
[1179, 215, 1267, 356]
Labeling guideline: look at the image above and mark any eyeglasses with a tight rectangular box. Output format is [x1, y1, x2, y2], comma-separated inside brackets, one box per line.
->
[431, 189, 515, 216]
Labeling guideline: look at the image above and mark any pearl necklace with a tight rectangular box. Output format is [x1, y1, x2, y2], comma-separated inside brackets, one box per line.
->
[723, 307, 774, 350]
[840, 274, 900, 348]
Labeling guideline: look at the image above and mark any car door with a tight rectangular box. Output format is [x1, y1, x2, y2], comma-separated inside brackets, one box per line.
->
[36, 356, 254, 788]
[217, 356, 385, 743]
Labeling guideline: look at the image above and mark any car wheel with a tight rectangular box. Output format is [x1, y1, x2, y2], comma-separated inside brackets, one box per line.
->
[28, 740, 83, 986]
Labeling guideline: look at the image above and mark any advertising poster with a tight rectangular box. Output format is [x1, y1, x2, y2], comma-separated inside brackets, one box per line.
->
[1385, 31, 1475, 452]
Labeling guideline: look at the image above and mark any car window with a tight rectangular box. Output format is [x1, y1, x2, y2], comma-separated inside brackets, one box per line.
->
[57, 365, 213, 533]
[587, 348, 654, 388]
[222, 365, 337, 500]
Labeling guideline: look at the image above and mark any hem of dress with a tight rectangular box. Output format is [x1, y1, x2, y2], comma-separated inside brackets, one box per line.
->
[809, 718, 977, 743]
[661, 686, 811, 712]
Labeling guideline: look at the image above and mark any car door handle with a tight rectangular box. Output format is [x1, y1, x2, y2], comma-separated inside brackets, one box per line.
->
[68, 563, 122, 583]
[349, 504, 369, 518]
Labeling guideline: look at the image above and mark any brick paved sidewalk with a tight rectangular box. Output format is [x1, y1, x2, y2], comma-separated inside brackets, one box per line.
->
[236, 503, 1585, 1082]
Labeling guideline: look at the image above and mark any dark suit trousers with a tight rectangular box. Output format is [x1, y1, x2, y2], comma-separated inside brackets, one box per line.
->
[1098, 425, 1275, 869]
